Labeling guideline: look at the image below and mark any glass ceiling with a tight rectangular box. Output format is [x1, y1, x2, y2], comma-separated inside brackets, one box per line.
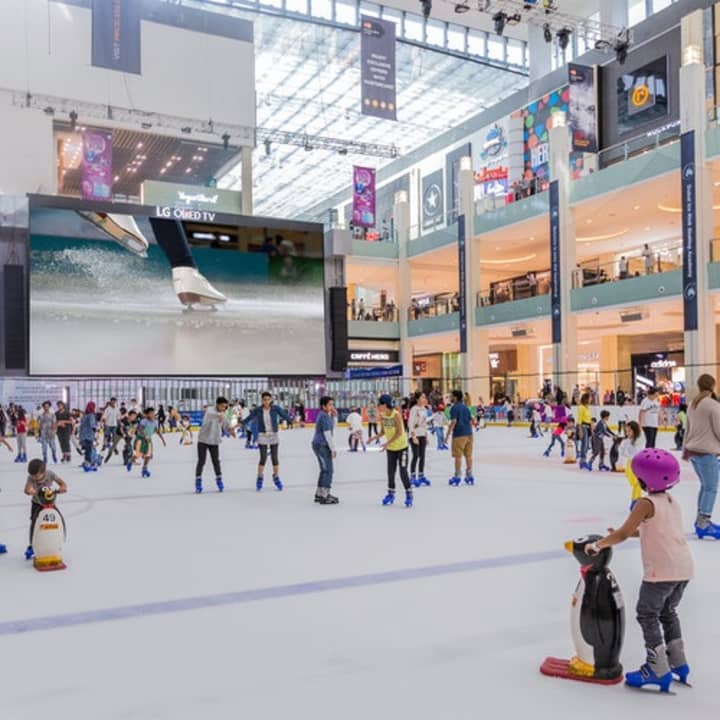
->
[180, 2, 531, 219]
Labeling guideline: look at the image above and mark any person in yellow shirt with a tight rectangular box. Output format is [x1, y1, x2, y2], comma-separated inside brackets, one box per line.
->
[368, 394, 414, 508]
[576, 392, 593, 470]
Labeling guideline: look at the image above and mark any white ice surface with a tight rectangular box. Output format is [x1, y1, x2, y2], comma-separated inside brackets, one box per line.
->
[1, 427, 718, 719]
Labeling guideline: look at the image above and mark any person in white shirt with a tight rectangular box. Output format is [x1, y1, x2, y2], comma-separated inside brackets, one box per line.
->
[432, 407, 448, 450]
[619, 255, 629, 280]
[346, 407, 365, 452]
[101, 397, 120, 451]
[409, 393, 430, 486]
[642, 244, 653, 275]
[639, 388, 660, 448]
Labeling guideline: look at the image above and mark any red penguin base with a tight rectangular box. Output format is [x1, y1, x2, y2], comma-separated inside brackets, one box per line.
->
[540, 657, 623, 685]
[34, 559, 67, 572]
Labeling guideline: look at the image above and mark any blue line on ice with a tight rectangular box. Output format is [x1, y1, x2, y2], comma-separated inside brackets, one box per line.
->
[0, 549, 565, 636]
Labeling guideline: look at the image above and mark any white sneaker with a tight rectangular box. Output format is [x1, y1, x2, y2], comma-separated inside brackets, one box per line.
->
[77, 212, 149, 257]
[172, 266, 227, 307]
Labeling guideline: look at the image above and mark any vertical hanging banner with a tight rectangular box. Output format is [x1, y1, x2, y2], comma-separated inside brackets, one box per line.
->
[568, 64, 598, 153]
[681, 131, 698, 332]
[81, 130, 113, 201]
[458, 215, 467, 354]
[91, 0, 142, 74]
[352, 166, 376, 228]
[360, 16, 397, 120]
[549, 180, 562, 344]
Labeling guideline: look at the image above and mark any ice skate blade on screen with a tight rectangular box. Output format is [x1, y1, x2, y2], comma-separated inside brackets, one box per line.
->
[76, 211, 149, 257]
[172, 266, 227, 309]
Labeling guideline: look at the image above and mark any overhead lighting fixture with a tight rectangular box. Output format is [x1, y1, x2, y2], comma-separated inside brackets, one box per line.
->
[614, 30, 630, 65]
[576, 228, 629, 242]
[507, 13, 522, 25]
[141, 122, 152, 130]
[480, 253, 537, 265]
[338, 148, 348, 156]
[556, 27, 571, 51]
[420, 0, 431, 19]
[222, 133, 231, 151]
[181, 126, 192, 134]
[543, 23, 552, 43]
[454, 1, 470, 13]
[69, 110, 78, 132]
[493, 11, 506, 36]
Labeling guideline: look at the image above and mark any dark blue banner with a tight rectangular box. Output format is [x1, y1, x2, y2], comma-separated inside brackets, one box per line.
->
[360, 16, 396, 120]
[681, 131, 698, 332]
[458, 215, 467, 354]
[92, 0, 142, 75]
[549, 180, 561, 344]
[346, 364, 403, 380]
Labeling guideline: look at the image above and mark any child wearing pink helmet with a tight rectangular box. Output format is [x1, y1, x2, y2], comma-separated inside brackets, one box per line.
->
[585, 449, 694, 692]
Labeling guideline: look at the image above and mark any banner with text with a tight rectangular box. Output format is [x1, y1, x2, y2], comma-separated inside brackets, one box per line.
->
[458, 215, 467, 354]
[681, 131, 698, 332]
[549, 180, 562, 344]
[568, 63, 598, 153]
[81, 130, 113, 201]
[361, 16, 397, 120]
[352, 166, 376, 228]
[91, 0, 142, 74]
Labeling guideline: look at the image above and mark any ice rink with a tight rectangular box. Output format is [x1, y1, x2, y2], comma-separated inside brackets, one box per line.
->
[1, 426, 718, 719]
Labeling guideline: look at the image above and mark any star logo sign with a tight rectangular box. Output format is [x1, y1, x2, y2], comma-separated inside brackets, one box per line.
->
[424, 184, 441, 217]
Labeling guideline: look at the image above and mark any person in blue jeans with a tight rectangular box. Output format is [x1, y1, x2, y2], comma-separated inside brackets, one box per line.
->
[248, 392, 292, 491]
[312, 396, 339, 505]
[683, 373, 720, 539]
[79, 402, 98, 472]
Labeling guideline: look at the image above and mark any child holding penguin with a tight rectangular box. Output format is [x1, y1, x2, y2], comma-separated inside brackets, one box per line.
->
[24, 458, 67, 561]
[585, 449, 693, 692]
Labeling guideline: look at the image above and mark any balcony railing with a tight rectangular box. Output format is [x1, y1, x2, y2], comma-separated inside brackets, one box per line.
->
[408, 293, 459, 321]
[348, 303, 399, 323]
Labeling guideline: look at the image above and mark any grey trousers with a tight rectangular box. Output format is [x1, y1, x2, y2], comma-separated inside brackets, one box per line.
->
[636, 580, 689, 650]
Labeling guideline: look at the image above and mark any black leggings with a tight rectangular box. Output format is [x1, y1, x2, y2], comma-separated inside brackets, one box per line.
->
[387, 448, 411, 491]
[259, 443, 279, 467]
[196, 442, 221, 477]
[643, 426, 658, 449]
[148, 217, 196, 269]
[368, 422, 378, 438]
[410, 436, 427, 475]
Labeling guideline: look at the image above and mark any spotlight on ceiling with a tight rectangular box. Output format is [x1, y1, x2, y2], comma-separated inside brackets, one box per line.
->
[222, 133, 230, 151]
[543, 23, 552, 43]
[181, 126, 192, 134]
[454, 1, 470, 13]
[141, 121, 152, 129]
[338, 147, 348, 156]
[506, 13, 522, 25]
[264, 139, 272, 156]
[43, 106, 55, 116]
[420, 0, 431, 19]
[556, 27, 571, 51]
[69, 110, 78, 131]
[304, 141, 314, 152]
[492, 11, 506, 36]
[614, 35, 629, 65]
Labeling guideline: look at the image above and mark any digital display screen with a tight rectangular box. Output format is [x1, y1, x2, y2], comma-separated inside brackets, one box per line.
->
[617, 56, 669, 135]
[29, 198, 326, 375]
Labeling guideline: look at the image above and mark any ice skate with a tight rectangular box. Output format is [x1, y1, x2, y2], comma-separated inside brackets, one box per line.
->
[172, 266, 227, 309]
[216, 476, 224, 492]
[24, 545, 34, 560]
[411, 473, 420, 488]
[14, 454, 23, 463]
[464, 474, 475, 486]
[695, 521, 720, 539]
[404, 493, 414, 508]
[543, 449, 550, 457]
[76, 211, 149, 257]
[625, 645, 673, 693]
[141, 467, 151, 478]
[316, 487, 339, 505]
[599, 464, 611, 472]
[382, 491, 395, 506]
[448, 476, 461, 486]
[195, 478, 203, 494]
[256, 476, 263, 491]
[273, 475, 283, 491]
[417, 474, 431, 487]
[0, 543, 7, 554]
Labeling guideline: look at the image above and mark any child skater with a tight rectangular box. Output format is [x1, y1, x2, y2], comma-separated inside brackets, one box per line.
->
[368, 394, 414, 507]
[619, 420, 646, 506]
[195, 397, 234, 493]
[543, 419, 567, 458]
[585, 410, 615, 471]
[24, 458, 67, 561]
[431, 404, 448, 450]
[585, 449, 693, 692]
[408, 392, 430, 487]
[530, 404, 543, 438]
[14, 408, 28, 463]
[346, 407, 366, 452]
[249, 392, 292, 491]
[312, 395, 339, 505]
[180, 414, 193, 446]
[133, 407, 166, 478]
[563, 417, 577, 464]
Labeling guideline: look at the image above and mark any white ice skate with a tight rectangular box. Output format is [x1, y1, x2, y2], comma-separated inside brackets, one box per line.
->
[172, 266, 227, 309]
[76, 211, 149, 257]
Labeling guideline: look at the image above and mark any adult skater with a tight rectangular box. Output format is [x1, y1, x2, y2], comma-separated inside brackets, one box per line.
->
[79, 403, 98, 472]
[101, 397, 120, 451]
[408, 392, 430, 487]
[368, 394, 413, 507]
[585, 450, 693, 691]
[55, 400, 73, 463]
[367, 401, 379, 444]
[195, 397, 234, 494]
[346, 407, 365, 452]
[249, 392, 292, 491]
[576, 392, 592, 467]
[37, 401, 57, 465]
[24, 458, 67, 561]
[639, 387, 661, 449]
[312, 395, 339, 505]
[446, 390, 475, 486]
[683, 374, 720, 539]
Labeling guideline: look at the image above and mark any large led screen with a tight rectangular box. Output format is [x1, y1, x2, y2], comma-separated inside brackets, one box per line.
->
[616, 57, 668, 136]
[29, 197, 326, 375]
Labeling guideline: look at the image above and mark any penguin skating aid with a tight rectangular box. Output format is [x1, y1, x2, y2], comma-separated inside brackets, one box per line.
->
[540, 535, 624, 685]
[31, 488, 67, 572]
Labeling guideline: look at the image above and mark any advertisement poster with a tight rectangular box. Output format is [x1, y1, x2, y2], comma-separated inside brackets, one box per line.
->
[81, 130, 113, 201]
[446, 143, 471, 222]
[352, 167, 376, 228]
[360, 16, 397, 121]
[458, 216, 467, 354]
[422, 169, 444, 230]
[568, 64, 598, 153]
[91, 0, 142, 74]
[549, 180, 561, 344]
[617, 56, 668, 135]
[681, 131, 698, 332]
